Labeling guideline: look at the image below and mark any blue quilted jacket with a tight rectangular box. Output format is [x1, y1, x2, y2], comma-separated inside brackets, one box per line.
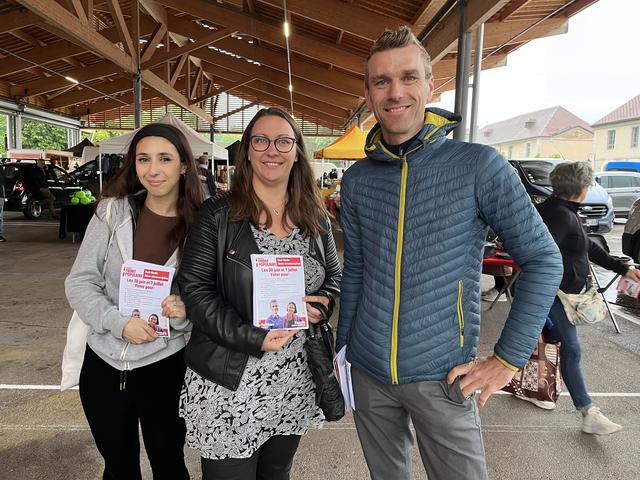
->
[336, 108, 563, 385]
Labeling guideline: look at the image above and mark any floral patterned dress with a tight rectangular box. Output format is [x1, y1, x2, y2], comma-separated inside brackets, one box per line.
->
[179, 226, 325, 459]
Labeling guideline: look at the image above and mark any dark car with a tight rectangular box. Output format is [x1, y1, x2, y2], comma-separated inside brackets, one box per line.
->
[70, 159, 100, 194]
[70, 155, 124, 195]
[509, 158, 615, 233]
[1, 158, 82, 219]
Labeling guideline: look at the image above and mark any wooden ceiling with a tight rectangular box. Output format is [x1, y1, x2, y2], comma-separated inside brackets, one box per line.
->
[0, 0, 598, 131]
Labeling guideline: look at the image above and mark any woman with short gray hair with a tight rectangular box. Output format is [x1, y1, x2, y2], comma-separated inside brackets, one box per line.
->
[526, 161, 640, 434]
[549, 161, 594, 198]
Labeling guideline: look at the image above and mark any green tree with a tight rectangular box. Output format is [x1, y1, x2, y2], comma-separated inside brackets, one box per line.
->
[0, 114, 6, 157]
[22, 120, 68, 150]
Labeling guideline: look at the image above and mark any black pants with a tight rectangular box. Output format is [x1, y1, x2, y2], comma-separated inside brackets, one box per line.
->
[200, 435, 301, 480]
[79, 346, 189, 480]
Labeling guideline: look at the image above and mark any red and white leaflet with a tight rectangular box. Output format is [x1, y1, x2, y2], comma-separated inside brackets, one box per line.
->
[119, 259, 175, 337]
[251, 254, 308, 330]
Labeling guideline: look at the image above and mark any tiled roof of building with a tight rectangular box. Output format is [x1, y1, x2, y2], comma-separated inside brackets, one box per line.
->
[478, 106, 593, 145]
[593, 94, 640, 126]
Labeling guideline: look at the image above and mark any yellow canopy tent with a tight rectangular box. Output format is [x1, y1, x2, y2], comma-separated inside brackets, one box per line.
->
[313, 125, 366, 160]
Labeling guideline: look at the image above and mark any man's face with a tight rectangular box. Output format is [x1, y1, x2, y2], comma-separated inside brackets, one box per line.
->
[270, 302, 279, 315]
[365, 45, 434, 146]
[36, 159, 45, 169]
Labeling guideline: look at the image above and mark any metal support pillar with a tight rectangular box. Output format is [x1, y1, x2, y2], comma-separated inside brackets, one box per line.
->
[453, 0, 471, 141]
[13, 114, 23, 149]
[133, 73, 142, 129]
[469, 23, 484, 143]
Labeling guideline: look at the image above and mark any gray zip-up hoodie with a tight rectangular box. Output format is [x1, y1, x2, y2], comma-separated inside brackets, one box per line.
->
[65, 196, 190, 371]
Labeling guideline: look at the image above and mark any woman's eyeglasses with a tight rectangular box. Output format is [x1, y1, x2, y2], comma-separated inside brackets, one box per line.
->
[250, 135, 297, 153]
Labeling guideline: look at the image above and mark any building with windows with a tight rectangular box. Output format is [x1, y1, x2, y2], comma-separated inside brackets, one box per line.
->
[478, 106, 593, 162]
[592, 94, 640, 171]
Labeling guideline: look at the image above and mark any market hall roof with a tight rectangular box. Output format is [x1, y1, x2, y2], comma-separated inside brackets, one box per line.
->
[0, 0, 599, 131]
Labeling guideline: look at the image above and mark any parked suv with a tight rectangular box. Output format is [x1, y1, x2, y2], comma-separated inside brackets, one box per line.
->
[594, 171, 640, 218]
[1, 158, 82, 219]
[509, 158, 615, 233]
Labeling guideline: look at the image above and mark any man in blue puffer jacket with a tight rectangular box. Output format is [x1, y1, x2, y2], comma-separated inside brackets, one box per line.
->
[336, 26, 563, 480]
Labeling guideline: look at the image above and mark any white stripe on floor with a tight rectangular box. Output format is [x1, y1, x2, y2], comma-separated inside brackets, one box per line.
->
[3, 384, 640, 397]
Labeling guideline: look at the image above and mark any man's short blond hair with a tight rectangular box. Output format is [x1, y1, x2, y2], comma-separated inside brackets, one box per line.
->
[365, 26, 432, 88]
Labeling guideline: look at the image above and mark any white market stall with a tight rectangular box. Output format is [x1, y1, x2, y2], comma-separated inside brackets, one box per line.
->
[96, 112, 228, 189]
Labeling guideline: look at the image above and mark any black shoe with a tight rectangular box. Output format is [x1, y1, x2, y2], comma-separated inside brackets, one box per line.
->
[0, 235, 6, 242]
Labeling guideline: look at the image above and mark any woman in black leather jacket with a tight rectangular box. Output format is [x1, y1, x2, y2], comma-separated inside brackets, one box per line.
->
[534, 161, 640, 435]
[177, 107, 341, 480]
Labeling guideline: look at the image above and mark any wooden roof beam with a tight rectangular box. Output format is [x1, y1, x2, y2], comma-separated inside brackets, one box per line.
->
[259, 0, 404, 42]
[422, 0, 511, 62]
[140, 70, 213, 122]
[106, 0, 135, 55]
[11, 60, 122, 97]
[142, 27, 233, 69]
[67, 0, 88, 23]
[47, 77, 133, 108]
[197, 49, 358, 109]
[0, 10, 41, 34]
[198, 37, 363, 97]
[214, 101, 258, 122]
[411, 0, 447, 32]
[140, 22, 168, 64]
[156, 0, 365, 74]
[482, 17, 567, 50]
[16, 0, 135, 73]
[199, 65, 350, 120]
[496, 0, 529, 21]
[0, 41, 86, 77]
[190, 79, 254, 105]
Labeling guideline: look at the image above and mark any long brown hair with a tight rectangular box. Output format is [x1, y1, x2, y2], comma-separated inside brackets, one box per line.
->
[230, 107, 328, 236]
[101, 123, 203, 256]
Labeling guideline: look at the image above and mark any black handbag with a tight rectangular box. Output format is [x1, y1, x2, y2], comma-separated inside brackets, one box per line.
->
[304, 302, 345, 422]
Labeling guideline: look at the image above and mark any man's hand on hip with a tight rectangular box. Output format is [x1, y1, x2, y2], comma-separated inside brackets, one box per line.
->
[447, 356, 517, 407]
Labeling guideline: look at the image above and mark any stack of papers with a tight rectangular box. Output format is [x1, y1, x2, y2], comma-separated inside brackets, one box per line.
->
[333, 346, 355, 411]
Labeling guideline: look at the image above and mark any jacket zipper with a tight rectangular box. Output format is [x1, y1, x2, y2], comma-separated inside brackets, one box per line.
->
[390, 155, 409, 384]
[457, 280, 464, 347]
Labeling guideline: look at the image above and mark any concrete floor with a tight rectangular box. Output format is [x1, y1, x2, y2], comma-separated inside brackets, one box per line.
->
[1, 213, 639, 480]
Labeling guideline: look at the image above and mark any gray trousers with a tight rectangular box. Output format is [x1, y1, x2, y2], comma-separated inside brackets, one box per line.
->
[351, 367, 488, 480]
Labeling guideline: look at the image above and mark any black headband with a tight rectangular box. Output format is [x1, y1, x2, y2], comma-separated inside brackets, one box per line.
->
[131, 124, 189, 162]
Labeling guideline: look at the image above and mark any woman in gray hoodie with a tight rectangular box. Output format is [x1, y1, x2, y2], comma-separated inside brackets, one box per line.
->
[65, 124, 202, 480]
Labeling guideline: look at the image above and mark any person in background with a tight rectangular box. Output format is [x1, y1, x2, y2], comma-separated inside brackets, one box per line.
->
[337, 26, 562, 480]
[29, 159, 58, 219]
[533, 161, 640, 434]
[177, 106, 341, 480]
[65, 123, 203, 479]
[197, 155, 217, 200]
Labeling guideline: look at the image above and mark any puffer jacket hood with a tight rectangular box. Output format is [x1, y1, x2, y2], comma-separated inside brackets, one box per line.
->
[364, 108, 462, 162]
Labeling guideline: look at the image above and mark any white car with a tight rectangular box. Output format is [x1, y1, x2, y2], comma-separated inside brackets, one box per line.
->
[595, 171, 640, 218]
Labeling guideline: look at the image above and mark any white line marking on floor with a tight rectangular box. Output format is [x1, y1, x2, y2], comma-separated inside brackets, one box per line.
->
[4, 222, 58, 227]
[3, 384, 640, 398]
[0, 384, 76, 390]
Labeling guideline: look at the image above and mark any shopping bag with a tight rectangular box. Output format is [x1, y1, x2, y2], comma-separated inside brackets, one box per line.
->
[60, 311, 89, 391]
[501, 336, 562, 403]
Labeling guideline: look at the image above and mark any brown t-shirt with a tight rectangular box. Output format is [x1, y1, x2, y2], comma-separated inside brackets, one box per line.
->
[133, 206, 179, 265]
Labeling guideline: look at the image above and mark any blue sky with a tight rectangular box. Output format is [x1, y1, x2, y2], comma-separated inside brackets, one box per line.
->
[431, 0, 640, 127]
